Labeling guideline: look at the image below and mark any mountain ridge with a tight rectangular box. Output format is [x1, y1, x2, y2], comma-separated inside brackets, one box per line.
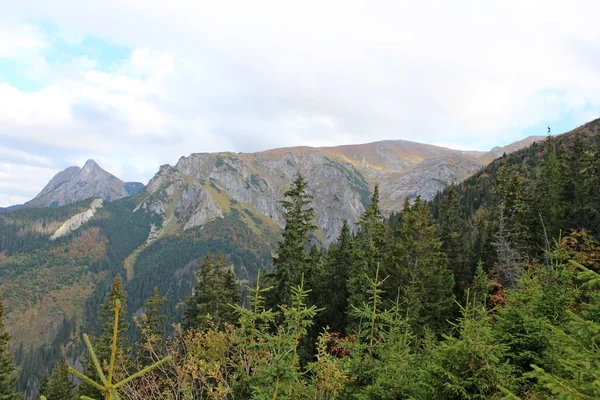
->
[137, 136, 543, 243]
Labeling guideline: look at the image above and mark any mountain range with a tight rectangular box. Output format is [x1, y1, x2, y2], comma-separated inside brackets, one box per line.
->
[10, 136, 542, 243]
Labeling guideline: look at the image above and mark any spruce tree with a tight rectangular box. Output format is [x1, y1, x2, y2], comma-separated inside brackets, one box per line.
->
[45, 358, 74, 400]
[135, 287, 166, 365]
[184, 252, 239, 331]
[267, 173, 316, 307]
[439, 185, 472, 297]
[0, 294, 19, 400]
[390, 197, 455, 335]
[430, 298, 516, 399]
[588, 127, 600, 230]
[39, 373, 49, 398]
[321, 220, 359, 334]
[536, 136, 564, 238]
[349, 185, 389, 311]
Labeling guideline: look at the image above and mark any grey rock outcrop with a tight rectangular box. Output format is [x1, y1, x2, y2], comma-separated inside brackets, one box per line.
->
[50, 198, 104, 240]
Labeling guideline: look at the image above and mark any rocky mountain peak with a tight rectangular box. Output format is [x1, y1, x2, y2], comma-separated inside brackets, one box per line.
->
[25, 160, 144, 208]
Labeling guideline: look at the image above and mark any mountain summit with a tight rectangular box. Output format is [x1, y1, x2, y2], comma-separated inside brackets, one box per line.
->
[26, 159, 144, 207]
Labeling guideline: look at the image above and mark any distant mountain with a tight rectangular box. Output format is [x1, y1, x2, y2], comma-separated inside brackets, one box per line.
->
[138, 137, 540, 243]
[25, 159, 144, 207]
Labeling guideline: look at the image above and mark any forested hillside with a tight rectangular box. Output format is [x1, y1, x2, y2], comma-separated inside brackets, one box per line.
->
[22, 118, 600, 399]
[1, 120, 599, 399]
[0, 194, 279, 397]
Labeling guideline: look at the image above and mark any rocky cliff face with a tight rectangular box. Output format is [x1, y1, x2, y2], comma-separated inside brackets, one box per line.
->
[26, 160, 144, 207]
[137, 138, 541, 243]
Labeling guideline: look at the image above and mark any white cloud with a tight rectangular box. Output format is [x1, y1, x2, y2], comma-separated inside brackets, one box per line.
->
[1, 1, 600, 205]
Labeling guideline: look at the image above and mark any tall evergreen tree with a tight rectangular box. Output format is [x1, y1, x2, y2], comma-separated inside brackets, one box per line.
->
[184, 252, 239, 331]
[135, 287, 167, 365]
[495, 166, 535, 253]
[0, 294, 19, 400]
[39, 373, 49, 398]
[349, 185, 389, 310]
[321, 220, 359, 335]
[536, 136, 564, 239]
[267, 173, 316, 307]
[588, 127, 600, 230]
[439, 185, 472, 297]
[44, 358, 74, 400]
[389, 197, 455, 335]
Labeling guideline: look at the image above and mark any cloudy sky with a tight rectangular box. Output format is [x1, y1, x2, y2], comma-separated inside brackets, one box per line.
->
[1, 1, 600, 206]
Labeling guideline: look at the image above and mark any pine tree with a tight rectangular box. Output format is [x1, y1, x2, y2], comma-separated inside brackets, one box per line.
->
[0, 294, 19, 400]
[135, 287, 166, 365]
[184, 252, 239, 331]
[79, 275, 129, 399]
[267, 173, 316, 307]
[45, 358, 74, 400]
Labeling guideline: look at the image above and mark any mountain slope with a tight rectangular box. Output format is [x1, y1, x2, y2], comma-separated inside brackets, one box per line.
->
[138, 138, 539, 243]
[25, 159, 144, 208]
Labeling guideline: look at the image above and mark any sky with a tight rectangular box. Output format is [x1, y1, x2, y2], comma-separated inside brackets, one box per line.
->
[1, 1, 600, 206]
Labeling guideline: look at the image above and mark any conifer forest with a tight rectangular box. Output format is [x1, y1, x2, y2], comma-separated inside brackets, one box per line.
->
[4, 120, 600, 399]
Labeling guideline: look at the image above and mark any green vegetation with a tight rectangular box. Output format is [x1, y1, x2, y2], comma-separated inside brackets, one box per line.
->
[0, 295, 19, 399]
[6, 118, 600, 399]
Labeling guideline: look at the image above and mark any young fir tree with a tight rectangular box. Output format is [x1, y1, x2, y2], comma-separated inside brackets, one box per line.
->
[390, 197, 455, 335]
[135, 287, 167, 365]
[0, 294, 19, 400]
[183, 252, 239, 331]
[250, 277, 320, 399]
[345, 264, 431, 399]
[430, 293, 516, 399]
[45, 358, 74, 400]
[267, 173, 316, 307]
[79, 275, 129, 399]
